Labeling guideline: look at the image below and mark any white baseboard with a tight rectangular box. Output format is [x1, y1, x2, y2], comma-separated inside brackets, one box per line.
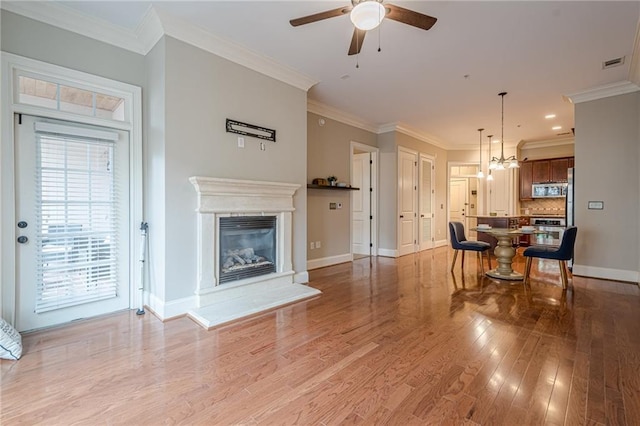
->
[307, 253, 353, 270]
[377, 248, 398, 257]
[148, 293, 196, 321]
[572, 264, 639, 283]
[434, 239, 448, 248]
[294, 271, 309, 284]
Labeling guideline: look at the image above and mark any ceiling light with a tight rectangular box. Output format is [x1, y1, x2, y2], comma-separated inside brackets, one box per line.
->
[350, 0, 386, 30]
[477, 128, 484, 179]
[552, 126, 562, 130]
[545, 114, 556, 119]
[488, 92, 519, 170]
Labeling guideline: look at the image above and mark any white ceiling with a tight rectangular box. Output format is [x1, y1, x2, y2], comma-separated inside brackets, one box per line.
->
[18, 1, 640, 149]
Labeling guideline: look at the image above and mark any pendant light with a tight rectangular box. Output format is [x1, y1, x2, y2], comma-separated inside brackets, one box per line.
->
[486, 134, 494, 181]
[488, 92, 519, 170]
[476, 128, 484, 178]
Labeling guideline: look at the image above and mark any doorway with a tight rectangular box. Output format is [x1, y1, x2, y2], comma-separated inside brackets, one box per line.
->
[15, 116, 131, 331]
[449, 164, 481, 241]
[350, 142, 378, 259]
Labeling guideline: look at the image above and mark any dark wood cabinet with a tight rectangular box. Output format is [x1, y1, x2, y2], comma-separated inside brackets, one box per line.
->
[519, 162, 533, 200]
[518, 216, 530, 246]
[532, 161, 550, 183]
[550, 158, 570, 182]
[568, 157, 574, 168]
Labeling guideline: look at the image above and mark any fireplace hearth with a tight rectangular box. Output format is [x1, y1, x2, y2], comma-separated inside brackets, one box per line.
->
[188, 177, 321, 329]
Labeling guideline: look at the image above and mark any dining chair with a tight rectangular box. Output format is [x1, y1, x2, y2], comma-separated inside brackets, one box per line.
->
[523, 226, 578, 290]
[449, 222, 492, 274]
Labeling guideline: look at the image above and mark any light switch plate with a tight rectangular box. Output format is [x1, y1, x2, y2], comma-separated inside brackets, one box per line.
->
[237, 137, 245, 148]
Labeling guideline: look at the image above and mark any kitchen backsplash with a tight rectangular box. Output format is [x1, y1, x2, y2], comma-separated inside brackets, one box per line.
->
[520, 198, 565, 216]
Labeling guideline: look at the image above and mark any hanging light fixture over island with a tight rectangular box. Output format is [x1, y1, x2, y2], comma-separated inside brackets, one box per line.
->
[489, 92, 519, 170]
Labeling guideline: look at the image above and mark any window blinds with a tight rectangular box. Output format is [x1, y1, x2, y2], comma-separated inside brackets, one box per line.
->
[34, 124, 120, 313]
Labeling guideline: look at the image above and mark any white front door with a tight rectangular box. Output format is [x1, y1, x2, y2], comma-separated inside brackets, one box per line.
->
[398, 148, 417, 256]
[352, 152, 371, 255]
[450, 178, 468, 226]
[419, 155, 434, 251]
[15, 115, 130, 331]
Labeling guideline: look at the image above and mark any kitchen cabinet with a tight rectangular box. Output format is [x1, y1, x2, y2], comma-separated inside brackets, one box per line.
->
[532, 161, 550, 183]
[524, 157, 574, 187]
[519, 161, 533, 200]
[550, 158, 570, 182]
[518, 216, 530, 246]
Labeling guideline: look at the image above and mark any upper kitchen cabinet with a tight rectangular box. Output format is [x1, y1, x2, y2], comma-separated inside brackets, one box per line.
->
[532, 160, 550, 183]
[550, 158, 570, 182]
[530, 157, 573, 183]
[519, 161, 533, 200]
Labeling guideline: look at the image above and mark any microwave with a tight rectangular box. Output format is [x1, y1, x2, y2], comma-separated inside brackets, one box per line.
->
[532, 182, 568, 198]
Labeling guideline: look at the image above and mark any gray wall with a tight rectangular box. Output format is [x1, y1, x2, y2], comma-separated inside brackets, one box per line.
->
[306, 112, 377, 261]
[160, 37, 308, 301]
[1, 11, 145, 87]
[574, 92, 639, 279]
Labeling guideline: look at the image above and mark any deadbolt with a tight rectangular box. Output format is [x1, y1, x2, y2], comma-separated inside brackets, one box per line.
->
[17, 236, 28, 244]
[17, 221, 28, 229]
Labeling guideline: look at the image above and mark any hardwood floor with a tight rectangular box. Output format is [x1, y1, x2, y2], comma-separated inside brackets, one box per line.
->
[2, 247, 640, 425]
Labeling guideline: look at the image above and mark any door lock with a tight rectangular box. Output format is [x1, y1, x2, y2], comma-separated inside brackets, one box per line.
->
[17, 236, 28, 244]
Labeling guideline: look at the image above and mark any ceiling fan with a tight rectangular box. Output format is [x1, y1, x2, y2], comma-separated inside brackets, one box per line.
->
[289, 0, 437, 56]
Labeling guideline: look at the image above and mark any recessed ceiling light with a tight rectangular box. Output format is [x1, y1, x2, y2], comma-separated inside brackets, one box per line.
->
[552, 126, 562, 130]
[545, 114, 556, 119]
[492, 139, 500, 144]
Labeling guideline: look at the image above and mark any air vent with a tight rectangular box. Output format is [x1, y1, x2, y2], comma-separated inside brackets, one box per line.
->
[557, 131, 572, 136]
[602, 56, 625, 69]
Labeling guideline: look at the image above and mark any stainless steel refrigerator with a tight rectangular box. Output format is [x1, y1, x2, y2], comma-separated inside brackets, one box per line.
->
[565, 167, 574, 268]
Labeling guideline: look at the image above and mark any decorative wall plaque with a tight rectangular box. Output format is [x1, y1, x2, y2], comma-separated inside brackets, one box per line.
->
[226, 119, 276, 142]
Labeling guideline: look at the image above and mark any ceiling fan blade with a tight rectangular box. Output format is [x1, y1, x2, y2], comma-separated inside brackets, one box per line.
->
[385, 4, 437, 31]
[348, 28, 367, 56]
[290, 6, 352, 27]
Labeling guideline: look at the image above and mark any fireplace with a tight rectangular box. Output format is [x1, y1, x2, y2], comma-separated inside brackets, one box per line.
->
[188, 177, 320, 328]
[219, 216, 276, 284]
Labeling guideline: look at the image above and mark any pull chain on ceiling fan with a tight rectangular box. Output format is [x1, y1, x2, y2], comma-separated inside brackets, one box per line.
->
[289, 0, 437, 56]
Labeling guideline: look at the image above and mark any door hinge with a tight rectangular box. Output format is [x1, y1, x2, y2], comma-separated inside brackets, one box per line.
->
[432, 213, 435, 218]
[370, 215, 373, 220]
[18, 113, 22, 125]
[369, 187, 373, 192]
[370, 160, 373, 164]
[370, 243, 373, 247]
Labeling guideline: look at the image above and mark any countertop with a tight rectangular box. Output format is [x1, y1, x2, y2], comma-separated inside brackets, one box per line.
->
[469, 214, 565, 219]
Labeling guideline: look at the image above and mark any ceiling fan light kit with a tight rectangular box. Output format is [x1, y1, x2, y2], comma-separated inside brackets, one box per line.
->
[290, 1, 437, 57]
[350, 0, 386, 30]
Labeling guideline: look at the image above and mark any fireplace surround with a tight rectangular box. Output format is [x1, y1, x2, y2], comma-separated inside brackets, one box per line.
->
[188, 177, 320, 328]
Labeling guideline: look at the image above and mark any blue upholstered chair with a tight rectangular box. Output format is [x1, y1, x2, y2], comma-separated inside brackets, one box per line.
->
[449, 222, 492, 274]
[523, 226, 578, 289]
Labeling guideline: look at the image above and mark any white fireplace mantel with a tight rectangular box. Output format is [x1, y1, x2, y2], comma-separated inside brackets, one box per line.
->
[187, 176, 319, 329]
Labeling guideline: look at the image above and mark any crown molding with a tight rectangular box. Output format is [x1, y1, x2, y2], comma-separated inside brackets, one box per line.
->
[152, 7, 317, 92]
[566, 80, 640, 104]
[307, 99, 379, 133]
[1, 2, 318, 92]
[0, 1, 148, 54]
[381, 122, 450, 150]
[520, 137, 574, 150]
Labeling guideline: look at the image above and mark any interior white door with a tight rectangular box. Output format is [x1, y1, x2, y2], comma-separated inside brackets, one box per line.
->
[15, 115, 130, 331]
[398, 149, 417, 256]
[450, 178, 468, 226]
[419, 155, 434, 251]
[352, 152, 371, 255]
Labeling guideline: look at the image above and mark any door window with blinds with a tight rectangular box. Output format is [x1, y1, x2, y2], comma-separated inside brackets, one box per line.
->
[35, 123, 119, 312]
[16, 116, 129, 330]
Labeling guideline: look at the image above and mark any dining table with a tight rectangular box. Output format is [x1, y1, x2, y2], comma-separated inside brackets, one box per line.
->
[473, 227, 542, 281]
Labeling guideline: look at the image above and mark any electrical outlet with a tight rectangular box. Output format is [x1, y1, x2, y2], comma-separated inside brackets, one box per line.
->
[310, 242, 315, 250]
[237, 137, 245, 148]
[315, 241, 321, 249]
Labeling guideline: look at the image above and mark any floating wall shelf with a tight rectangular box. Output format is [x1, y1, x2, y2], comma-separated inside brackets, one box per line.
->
[307, 184, 360, 191]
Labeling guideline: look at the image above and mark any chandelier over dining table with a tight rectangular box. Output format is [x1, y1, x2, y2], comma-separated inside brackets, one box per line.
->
[489, 91, 519, 170]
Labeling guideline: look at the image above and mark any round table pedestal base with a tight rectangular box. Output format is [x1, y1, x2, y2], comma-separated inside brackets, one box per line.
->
[486, 269, 524, 281]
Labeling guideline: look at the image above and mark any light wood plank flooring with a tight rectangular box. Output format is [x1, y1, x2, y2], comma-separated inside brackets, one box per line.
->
[2, 247, 640, 425]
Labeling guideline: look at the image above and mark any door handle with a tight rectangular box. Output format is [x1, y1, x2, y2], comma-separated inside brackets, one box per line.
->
[17, 221, 28, 228]
[399, 215, 404, 218]
[420, 214, 425, 218]
[17, 236, 28, 244]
